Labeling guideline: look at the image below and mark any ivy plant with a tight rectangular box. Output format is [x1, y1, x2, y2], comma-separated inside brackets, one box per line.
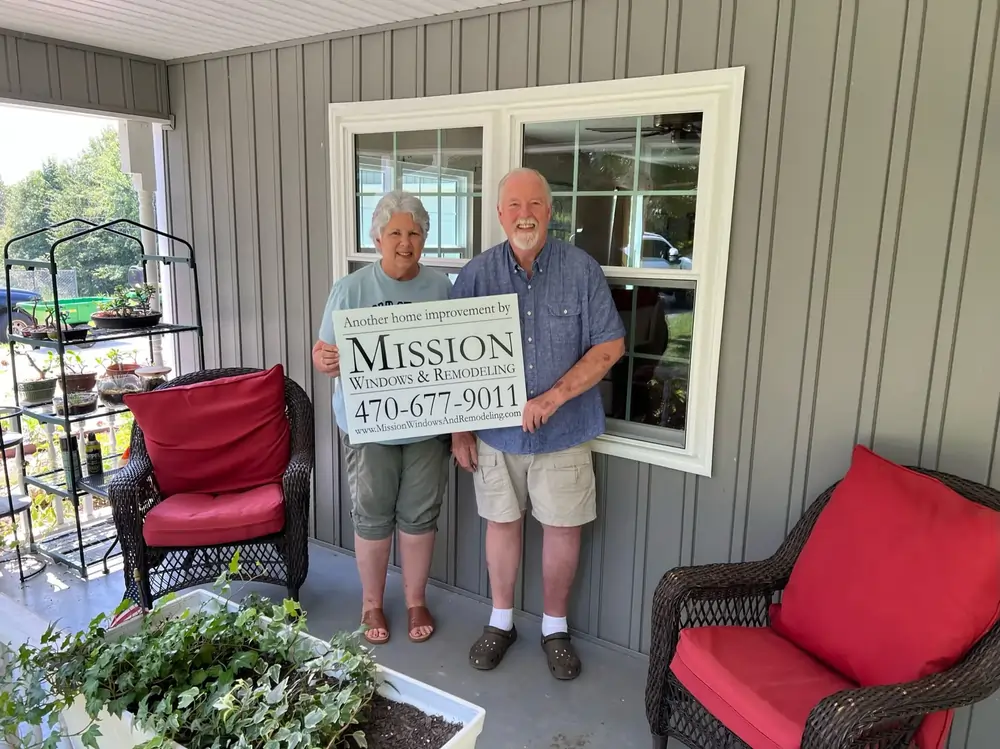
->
[0, 554, 381, 748]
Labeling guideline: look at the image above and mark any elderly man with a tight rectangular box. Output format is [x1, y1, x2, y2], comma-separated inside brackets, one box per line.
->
[450, 167, 626, 680]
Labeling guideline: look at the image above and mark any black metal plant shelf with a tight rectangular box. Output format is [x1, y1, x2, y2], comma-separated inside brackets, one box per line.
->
[25, 456, 122, 500]
[18, 400, 132, 427]
[11, 323, 201, 350]
[2, 216, 206, 579]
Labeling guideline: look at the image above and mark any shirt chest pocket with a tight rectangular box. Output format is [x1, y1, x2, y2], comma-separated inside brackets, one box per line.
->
[545, 301, 583, 359]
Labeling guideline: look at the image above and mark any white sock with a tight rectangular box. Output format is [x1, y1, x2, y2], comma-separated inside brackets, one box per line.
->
[542, 614, 568, 637]
[489, 607, 514, 631]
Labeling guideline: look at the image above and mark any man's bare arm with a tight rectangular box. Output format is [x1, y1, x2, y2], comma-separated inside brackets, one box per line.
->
[521, 338, 626, 433]
[550, 338, 625, 407]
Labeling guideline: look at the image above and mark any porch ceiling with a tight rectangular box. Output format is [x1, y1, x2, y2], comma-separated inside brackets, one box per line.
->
[0, 0, 524, 61]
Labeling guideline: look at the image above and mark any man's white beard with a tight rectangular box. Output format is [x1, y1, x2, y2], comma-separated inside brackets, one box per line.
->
[510, 229, 540, 251]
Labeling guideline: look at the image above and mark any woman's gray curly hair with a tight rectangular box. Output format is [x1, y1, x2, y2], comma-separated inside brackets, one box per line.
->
[369, 190, 431, 245]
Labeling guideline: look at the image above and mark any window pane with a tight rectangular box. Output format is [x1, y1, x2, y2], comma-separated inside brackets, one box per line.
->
[638, 196, 695, 269]
[442, 127, 484, 193]
[572, 195, 632, 267]
[577, 117, 635, 191]
[520, 112, 701, 268]
[637, 113, 701, 192]
[522, 120, 575, 191]
[598, 281, 695, 445]
[549, 195, 573, 242]
[354, 127, 484, 259]
[396, 129, 438, 177]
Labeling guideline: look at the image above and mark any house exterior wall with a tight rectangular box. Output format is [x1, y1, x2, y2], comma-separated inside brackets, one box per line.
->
[161, 0, 1000, 745]
[0, 27, 169, 120]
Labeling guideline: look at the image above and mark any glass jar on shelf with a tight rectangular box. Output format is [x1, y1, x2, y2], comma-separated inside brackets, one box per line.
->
[135, 365, 171, 392]
[52, 381, 98, 416]
[97, 372, 142, 406]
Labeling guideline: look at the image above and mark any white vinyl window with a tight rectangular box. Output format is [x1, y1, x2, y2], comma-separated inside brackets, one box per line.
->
[329, 67, 745, 476]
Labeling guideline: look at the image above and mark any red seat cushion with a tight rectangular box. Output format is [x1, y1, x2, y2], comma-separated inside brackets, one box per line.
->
[669, 626, 856, 749]
[142, 483, 285, 547]
[769, 604, 954, 749]
[124, 365, 290, 497]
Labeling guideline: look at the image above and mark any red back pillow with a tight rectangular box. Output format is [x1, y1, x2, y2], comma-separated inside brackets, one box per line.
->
[771, 445, 1000, 687]
[123, 365, 291, 497]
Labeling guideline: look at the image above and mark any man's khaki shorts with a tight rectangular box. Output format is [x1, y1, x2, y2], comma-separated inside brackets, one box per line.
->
[472, 438, 597, 527]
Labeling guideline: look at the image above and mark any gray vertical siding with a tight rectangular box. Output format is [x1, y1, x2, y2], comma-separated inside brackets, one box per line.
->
[161, 1, 1000, 745]
[0, 27, 168, 120]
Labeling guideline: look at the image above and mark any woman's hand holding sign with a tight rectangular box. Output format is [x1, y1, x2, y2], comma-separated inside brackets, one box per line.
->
[312, 341, 340, 377]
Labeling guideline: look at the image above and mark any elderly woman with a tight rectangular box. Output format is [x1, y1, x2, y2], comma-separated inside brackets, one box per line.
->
[312, 190, 452, 645]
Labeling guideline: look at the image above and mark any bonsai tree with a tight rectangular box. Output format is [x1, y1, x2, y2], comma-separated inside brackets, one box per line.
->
[14, 345, 55, 382]
[62, 350, 92, 376]
[96, 283, 158, 319]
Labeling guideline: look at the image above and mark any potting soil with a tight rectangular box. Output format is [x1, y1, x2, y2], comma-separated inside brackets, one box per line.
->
[346, 693, 462, 749]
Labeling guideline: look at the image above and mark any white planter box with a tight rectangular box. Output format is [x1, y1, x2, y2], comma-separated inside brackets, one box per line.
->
[61, 590, 486, 749]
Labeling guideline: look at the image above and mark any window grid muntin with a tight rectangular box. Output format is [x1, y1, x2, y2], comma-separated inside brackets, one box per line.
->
[354, 128, 483, 257]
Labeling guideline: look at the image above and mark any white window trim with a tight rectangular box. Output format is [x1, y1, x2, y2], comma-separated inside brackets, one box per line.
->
[328, 66, 746, 477]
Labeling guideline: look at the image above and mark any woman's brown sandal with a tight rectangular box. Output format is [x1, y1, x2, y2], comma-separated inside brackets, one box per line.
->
[361, 608, 390, 645]
[407, 605, 436, 643]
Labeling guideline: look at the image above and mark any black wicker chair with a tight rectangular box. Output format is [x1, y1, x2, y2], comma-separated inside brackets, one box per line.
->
[109, 367, 314, 609]
[645, 468, 1000, 749]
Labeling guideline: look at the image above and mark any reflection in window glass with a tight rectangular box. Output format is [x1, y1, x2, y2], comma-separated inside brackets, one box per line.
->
[354, 128, 484, 259]
[597, 282, 695, 445]
[522, 113, 701, 269]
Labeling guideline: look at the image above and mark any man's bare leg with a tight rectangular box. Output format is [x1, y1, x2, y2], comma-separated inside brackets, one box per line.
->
[469, 516, 523, 670]
[541, 523, 582, 624]
[539, 523, 583, 680]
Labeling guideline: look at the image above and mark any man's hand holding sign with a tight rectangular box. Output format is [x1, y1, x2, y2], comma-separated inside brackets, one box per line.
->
[332, 293, 527, 444]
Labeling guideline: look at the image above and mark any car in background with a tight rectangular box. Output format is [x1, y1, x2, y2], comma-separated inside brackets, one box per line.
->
[636, 232, 692, 270]
[629, 232, 694, 309]
[0, 287, 43, 342]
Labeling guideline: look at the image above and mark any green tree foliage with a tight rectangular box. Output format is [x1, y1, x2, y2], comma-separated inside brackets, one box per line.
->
[0, 166, 61, 260]
[1, 127, 140, 296]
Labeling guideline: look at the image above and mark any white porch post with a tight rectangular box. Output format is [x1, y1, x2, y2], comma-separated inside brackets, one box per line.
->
[118, 121, 164, 367]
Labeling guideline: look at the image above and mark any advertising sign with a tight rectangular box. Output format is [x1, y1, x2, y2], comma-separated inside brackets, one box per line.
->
[332, 294, 526, 443]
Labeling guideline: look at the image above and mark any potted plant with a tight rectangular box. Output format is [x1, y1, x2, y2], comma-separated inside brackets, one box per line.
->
[20, 298, 54, 341]
[101, 348, 142, 376]
[0, 558, 486, 749]
[97, 373, 142, 405]
[96, 349, 143, 405]
[43, 308, 90, 344]
[91, 283, 161, 330]
[14, 345, 58, 405]
[61, 350, 99, 393]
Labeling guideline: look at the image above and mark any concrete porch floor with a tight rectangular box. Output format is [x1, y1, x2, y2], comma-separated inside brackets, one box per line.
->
[0, 542, 657, 749]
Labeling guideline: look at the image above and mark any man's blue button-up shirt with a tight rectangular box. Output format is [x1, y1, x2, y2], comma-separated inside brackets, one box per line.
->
[450, 238, 626, 455]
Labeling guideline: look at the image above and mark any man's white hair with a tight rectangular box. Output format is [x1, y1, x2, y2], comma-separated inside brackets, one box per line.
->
[369, 190, 431, 244]
[497, 167, 553, 207]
